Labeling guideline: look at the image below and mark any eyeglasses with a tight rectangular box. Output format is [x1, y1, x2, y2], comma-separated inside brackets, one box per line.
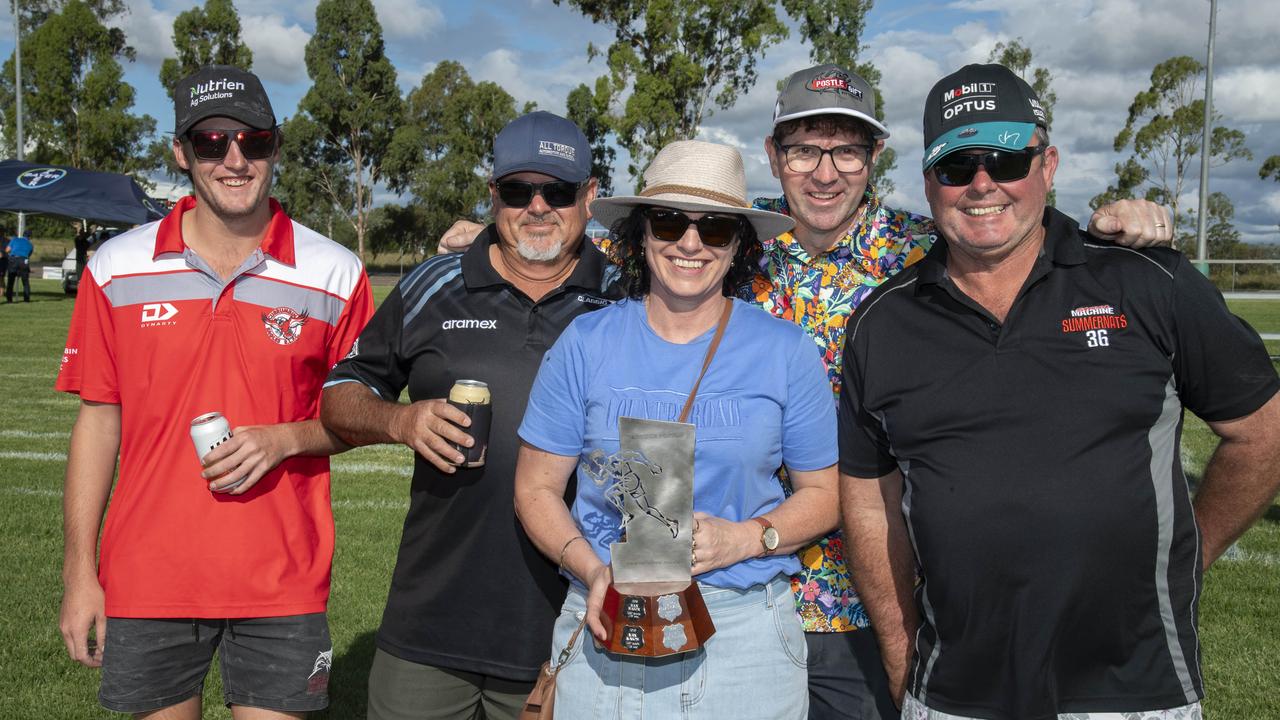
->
[931, 145, 1048, 187]
[775, 141, 875, 174]
[643, 207, 742, 248]
[185, 127, 279, 161]
[494, 180, 585, 209]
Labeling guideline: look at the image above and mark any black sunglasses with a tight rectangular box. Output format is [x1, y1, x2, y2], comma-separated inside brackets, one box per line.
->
[932, 145, 1048, 187]
[643, 207, 743, 248]
[185, 127, 279, 161]
[495, 180, 585, 209]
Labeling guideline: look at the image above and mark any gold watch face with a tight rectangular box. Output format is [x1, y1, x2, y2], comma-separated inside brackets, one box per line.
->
[763, 526, 780, 551]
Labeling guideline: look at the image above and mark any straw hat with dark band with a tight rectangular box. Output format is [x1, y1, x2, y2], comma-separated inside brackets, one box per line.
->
[590, 140, 795, 241]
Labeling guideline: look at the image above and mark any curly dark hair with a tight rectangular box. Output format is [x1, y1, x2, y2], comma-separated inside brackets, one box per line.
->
[608, 205, 763, 300]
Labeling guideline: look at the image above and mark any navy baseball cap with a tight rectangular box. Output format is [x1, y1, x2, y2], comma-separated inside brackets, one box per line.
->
[921, 63, 1048, 170]
[174, 65, 275, 136]
[492, 111, 591, 183]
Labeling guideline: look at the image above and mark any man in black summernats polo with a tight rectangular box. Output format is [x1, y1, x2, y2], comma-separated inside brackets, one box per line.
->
[321, 111, 623, 720]
[838, 63, 1280, 720]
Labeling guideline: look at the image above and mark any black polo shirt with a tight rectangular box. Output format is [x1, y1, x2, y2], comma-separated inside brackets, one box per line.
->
[839, 208, 1278, 719]
[326, 226, 623, 680]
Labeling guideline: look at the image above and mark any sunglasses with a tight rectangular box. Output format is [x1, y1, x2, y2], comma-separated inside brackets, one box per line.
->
[643, 207, 743, 248]
[932, 145, 1048, 187]
[185, 127, 279, 161]
[494, 180, 585, 208]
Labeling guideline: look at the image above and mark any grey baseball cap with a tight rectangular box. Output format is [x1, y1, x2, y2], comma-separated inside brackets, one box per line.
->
[773, 64, 889, 139]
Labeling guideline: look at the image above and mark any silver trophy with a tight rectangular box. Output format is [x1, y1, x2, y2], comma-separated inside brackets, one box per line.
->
[582, 417, 714, 656]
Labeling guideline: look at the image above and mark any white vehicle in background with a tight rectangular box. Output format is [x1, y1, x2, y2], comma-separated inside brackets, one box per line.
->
[61, 228, 116, 295]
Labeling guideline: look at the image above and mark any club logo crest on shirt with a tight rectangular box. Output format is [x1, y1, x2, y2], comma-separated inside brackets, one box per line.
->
[262, 306, 309, 345]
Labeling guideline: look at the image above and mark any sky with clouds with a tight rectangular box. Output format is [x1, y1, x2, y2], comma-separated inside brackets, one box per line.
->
[1, 0, 1277, 243]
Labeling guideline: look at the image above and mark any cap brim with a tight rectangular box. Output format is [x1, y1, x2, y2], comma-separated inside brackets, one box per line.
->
[591, 195, 795, 241]
[773, 108, 889, 140]
[176, 108, 275, 137]
[923, 122, 1036, 170]
[493, 161, 589, 183]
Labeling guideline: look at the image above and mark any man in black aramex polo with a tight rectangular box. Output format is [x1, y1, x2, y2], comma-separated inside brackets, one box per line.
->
[838, 63, 1280, 720]
[321, 111, 621, 720]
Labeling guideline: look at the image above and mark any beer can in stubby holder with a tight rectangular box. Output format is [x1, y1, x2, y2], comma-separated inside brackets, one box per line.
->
[448, 380, 491, 468]
[190, 412, 232, 462]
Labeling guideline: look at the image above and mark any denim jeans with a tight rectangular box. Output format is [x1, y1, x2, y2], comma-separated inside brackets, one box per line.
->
[550, 574, 807, 719]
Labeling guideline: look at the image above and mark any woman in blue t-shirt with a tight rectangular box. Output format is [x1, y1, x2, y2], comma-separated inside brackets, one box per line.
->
[515, 140, 838, 719]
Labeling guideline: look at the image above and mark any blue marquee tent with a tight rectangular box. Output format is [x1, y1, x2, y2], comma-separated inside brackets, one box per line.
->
[0, 159, 166, 226]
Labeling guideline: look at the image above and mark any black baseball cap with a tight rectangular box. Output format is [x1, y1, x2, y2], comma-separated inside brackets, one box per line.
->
[174, 65, 276, 137]
[921, 63, 1048, 170]
[492, 111, 591, 183]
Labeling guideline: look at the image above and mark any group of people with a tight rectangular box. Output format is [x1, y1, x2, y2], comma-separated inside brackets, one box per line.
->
[54, 58, 1278, 720]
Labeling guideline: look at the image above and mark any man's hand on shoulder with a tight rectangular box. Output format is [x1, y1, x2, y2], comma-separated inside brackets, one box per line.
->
[1087, 199, 1172, 248]
[439, 219, 485, 254]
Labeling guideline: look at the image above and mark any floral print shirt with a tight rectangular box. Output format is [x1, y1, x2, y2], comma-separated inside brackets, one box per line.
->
[742, 185, 935, 632]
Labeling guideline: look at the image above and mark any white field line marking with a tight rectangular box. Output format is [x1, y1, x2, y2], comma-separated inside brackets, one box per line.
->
[0, 450, 67, 461]
[0, 485, 407, 511]
[0, 451, 409, 478]
[0, 430, 69, 439]
[330, 462, 411, 477]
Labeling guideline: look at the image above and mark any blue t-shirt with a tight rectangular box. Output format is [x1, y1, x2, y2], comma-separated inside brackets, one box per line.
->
[519, 297, 836, 589]
[7, 236, 32, 258]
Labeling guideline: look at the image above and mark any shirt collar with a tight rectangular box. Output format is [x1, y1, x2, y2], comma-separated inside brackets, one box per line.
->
[918, 207, 1086, 291]
[462, 224, 609, 292]
[152, 195, 296, 266]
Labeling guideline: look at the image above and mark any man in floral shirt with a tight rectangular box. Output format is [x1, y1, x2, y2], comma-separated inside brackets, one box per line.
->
[746, 64, 1172, 720]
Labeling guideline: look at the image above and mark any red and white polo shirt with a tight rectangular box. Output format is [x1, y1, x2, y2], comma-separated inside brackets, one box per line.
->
[57, 195, 374, 618]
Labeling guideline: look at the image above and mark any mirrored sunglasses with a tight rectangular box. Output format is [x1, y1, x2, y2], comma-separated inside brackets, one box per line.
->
[185, 127, 279, 162]
[932, 145, 1047, 187]
[643, 207, 742, 248]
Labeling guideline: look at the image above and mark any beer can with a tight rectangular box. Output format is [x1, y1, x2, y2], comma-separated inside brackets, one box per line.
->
[448, 380, 492, 468]
[190, 412, 243, 491]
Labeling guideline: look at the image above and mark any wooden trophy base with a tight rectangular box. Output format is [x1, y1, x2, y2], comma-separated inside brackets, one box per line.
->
[598, 580, 716, 657]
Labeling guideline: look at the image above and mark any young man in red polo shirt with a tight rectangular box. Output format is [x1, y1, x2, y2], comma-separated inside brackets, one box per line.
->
[56, 65, 373, 718]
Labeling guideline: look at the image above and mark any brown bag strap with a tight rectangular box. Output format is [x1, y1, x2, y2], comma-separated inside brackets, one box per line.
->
[677, 298, 734, 424]
[548, 615, 588, 676]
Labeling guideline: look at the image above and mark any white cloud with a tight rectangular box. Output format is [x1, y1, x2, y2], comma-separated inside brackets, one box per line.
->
[118, 0, 177, 68]
[372, 0, 444, 41]
[1214, 67, 1280, 123]
[241, 14, 311, 86]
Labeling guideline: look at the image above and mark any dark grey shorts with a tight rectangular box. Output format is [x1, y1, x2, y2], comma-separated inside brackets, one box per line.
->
[98, 614, 332, 714]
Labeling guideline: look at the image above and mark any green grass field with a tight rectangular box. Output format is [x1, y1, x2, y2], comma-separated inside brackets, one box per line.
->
[1, 278, 1278, 718]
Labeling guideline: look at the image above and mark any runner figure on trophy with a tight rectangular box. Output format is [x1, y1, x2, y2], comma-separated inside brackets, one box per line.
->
[580, 448, 680, 539]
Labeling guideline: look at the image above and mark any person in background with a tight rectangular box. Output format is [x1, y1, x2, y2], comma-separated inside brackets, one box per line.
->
[6, 233, 33, 302]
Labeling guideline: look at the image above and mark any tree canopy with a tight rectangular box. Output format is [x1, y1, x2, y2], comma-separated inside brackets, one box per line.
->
[1093, 55, 1250, 247]
[281, 0, 403, 260]
[159, 0, 253, 100]
[384, 60, 518, 249]
[0, 0, 154, 178]
[557, 0, 787, 183]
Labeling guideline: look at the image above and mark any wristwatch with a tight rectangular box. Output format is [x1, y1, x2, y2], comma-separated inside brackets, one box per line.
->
[752, 516, 779, 556]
